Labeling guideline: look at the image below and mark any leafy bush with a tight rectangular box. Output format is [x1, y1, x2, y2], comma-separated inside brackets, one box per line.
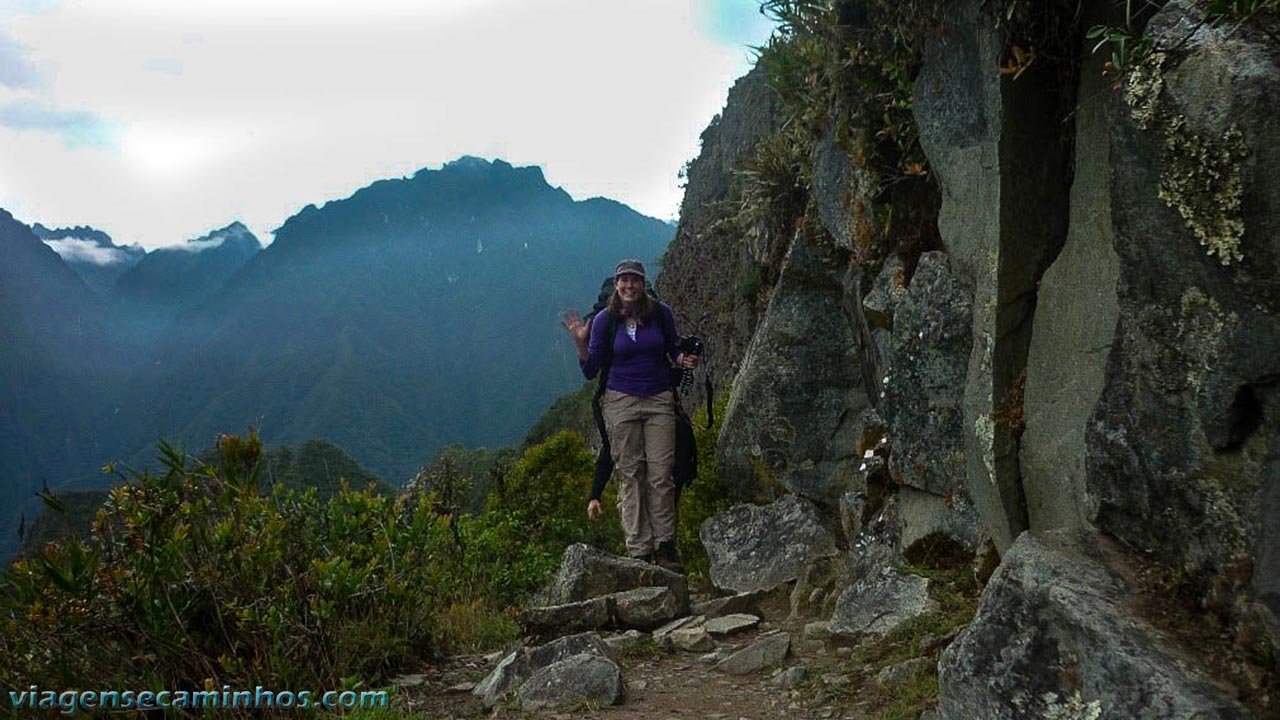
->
[469, 430, 624, 606]
[0, 429, 623, 706]
[0, 430, 450, 698]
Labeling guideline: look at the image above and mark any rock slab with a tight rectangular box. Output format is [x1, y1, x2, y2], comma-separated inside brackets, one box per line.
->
[520, 596, 612, 635]
[611, 586, 685, 631]
[692, 589, 770, 619]
[1090, 0, 1280, 656]
[704, 613, 761, 636]
[715, 632, 792, 675]
[671, 627, 715, 653]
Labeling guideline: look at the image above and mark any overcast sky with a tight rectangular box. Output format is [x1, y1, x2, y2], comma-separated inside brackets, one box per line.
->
[0, 0, 774, 249]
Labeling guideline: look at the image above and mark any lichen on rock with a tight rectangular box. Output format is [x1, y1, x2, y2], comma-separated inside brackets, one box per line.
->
[1125, 48, 1249, 266]
[1157, 117, 1248, 265]
[1124, 51, 1166, 131]
[1041, 691, 1103, 720]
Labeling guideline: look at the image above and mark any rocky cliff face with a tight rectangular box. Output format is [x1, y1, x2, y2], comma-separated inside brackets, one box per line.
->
[654, 65, 781, 394]
[1088, 0, 1280, 655]
[660, 0, 1278, 715]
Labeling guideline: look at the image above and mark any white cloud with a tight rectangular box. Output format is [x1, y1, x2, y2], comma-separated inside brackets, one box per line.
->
[158, 236, 226, 253]
[0, 30, 41, 89]
[0, 0, 775, 249]
[0, 99, 114, 146]
[43, 237, 128, 265]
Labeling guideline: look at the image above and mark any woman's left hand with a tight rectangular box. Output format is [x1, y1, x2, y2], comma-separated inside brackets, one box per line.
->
[676, 353, 699, 370]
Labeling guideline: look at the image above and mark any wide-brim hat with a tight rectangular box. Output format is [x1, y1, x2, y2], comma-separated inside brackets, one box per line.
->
[613, 259, 646, 280]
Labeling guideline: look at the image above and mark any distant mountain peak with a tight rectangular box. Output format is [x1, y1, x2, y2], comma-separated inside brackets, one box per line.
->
[31, 223, 142, 255]
[273, 157, 570, 250]
[111, 221, 262, 316]
[418, 156, 549, 188]
[156, 221, 261, 255]
[443, 155, 496, 170]
[28, 222, 146, 292]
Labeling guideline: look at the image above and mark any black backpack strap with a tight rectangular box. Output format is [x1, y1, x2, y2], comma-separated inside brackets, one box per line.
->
[591, 311, 618, 442]
[705, 372, 715, 429]
[656, 303, 685, 398]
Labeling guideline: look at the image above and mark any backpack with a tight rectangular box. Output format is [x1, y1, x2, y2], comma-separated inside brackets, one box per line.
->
[586, 277, 699, 493]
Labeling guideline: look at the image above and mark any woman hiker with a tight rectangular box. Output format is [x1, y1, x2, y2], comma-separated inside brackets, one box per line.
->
[561, 259, 698, 572]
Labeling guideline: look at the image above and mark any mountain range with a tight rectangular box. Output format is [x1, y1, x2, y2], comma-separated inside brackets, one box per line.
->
[0, 157, 671, 558]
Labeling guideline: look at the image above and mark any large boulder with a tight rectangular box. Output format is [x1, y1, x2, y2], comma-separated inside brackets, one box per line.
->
[939, 530, 1248, 719]
[812, 120, 880, 255]
[897, 485, 979, 552]
[523, 545, 689, 635]
[717, 225, 873, 503]
[701, 495, 839, 594]
[1088, 0, 1280, 654]
[862, 254, 909, 331]
[517, 653, 623, 711]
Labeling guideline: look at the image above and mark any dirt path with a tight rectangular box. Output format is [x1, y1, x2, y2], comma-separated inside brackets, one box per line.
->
[395, 623, 889, 720]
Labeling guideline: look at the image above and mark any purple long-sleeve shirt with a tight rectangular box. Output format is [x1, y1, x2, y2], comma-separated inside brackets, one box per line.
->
[579, 302, 679, 397]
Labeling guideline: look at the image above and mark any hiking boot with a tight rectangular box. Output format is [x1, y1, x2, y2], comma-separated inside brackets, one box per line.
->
[630, 551, 654, 564]
[654, 540, 683, 573]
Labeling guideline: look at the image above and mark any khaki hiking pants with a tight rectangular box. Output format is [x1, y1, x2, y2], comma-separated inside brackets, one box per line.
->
[602, 389, 676, 558]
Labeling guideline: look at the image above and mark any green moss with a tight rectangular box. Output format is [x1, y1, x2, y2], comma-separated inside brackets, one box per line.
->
[873, 667, 939, 720]
[618, 639, 664, 659]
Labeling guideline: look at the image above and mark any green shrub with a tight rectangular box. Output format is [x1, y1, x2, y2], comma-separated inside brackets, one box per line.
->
[0, 430, 450, 701]
[0, 431, 648, 708]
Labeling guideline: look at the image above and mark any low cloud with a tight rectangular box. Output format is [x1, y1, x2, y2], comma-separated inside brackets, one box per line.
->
[158, 236, 226, 253]
[0, 31, 42, 89]
[43, 237, 129, 265]
[0, 99, 114, 147]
